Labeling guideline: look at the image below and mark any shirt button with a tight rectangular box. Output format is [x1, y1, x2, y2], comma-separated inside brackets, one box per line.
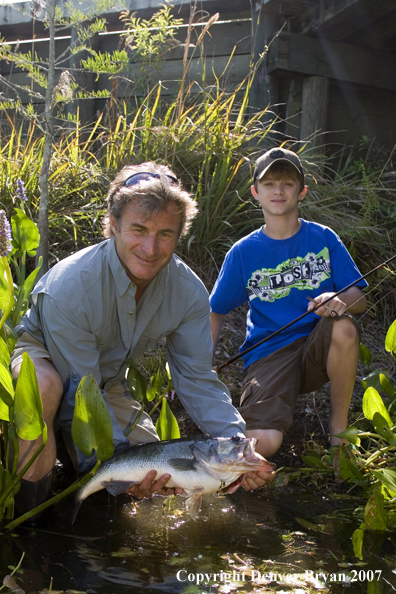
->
[129, 310, 135, 315]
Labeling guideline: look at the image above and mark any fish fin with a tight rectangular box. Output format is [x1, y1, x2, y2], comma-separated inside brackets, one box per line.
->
[102, 480, 138, 496]
[167, 457, 196, 472]
[185, 491, 203, 517]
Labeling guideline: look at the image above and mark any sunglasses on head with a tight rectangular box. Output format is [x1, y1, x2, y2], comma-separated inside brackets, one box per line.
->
[123, 171, 179, 187]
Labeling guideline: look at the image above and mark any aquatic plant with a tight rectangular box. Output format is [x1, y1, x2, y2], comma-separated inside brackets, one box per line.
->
[0, 204, 115, 527]
[297, 319, 396, 560]
[126, 357, 180, 440]
[0, 207, 44, 522]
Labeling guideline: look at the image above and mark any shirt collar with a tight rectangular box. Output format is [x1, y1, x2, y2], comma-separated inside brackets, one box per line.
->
[107, 236, 132, 296]
[106, 235, 171, 298]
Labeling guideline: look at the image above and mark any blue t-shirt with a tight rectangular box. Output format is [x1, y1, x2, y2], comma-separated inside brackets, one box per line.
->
[210, 219, 367, 369]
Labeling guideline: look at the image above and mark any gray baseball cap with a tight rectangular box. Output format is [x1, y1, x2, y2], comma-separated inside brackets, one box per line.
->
[253, 148, 304, 186]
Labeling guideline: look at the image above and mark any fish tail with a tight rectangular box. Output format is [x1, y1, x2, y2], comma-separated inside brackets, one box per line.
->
[53, 487, 83, 525]
[69, 490, 84, 525]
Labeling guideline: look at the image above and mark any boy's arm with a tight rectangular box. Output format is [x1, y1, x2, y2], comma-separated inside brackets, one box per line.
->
[307, 286, 367, 317]
[210, 311, 225, 365]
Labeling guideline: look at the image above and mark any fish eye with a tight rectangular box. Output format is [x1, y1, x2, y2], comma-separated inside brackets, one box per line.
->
[231, 436, 241, 442]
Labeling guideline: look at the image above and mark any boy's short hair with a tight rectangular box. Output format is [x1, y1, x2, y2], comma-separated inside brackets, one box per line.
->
[103, 162, 198, 239]
[253, 148, 305, 191]
[258, 161, 305, 193]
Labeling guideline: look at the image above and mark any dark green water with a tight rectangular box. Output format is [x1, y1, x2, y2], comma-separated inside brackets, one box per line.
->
[1, 487, 395, 594]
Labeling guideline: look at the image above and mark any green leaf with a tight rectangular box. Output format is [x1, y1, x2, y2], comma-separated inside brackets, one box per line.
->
[338, 458, 365, 482]
[11, 208, 40, 256]
[147, 358, 162, 402]
[155, 398, 180, 440]
[370, 468, 396, 496]
[146, 385, 157, 401]
[380, 374, 395, 399]
[295, 517, 325, 532]
[71, 374, 114, 461]
[0, 258, 12, 312]
[301, 454, 326, 469]
[372, 412, 396, 445]
[14, 353, 45, 441]
[165, 362, 172, 382]
[362, 369, 388, 393]
[352, 527, 364, 560]
[367, 580, 384, 594]
[126, 361, 147, 404]
[363, 387, 392, 426]
[0, 320, 18, 353]
[22, 261, 42, 303]
[359, 343, 372, 367]
[0, 362, 14, 406]
[0, 336, 10, 369]
[332, 426, 361, 445]
[0, 385, 10, 421]
[363, 489, 389, 531]
[385, 320, 396, 355]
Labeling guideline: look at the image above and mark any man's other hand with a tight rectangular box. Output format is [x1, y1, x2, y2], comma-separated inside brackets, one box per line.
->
[127, 470, 184, 498]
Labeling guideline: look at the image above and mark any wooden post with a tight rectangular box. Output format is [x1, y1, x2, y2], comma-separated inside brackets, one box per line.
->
[250, 4, 281, 132]
[300, 75, 329, 156]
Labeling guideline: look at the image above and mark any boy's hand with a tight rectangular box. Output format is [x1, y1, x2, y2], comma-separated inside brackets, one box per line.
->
[242, 467, 276, 491]
[241, 453, 276, 491]
[307, 292, 347, 318]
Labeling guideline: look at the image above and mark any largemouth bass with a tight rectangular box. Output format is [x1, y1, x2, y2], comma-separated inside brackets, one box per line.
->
[73, 436, 272, 520]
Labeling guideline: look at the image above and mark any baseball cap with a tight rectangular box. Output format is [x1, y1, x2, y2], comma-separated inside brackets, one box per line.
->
[253, 148, 304, 186]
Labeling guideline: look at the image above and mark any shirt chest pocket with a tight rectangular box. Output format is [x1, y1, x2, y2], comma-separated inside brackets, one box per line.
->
[96, 330, 120, 351]
[144, 318, 179, 344]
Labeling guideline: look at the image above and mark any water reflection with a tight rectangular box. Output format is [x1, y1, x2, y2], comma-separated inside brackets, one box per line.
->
[1, 488, 394, 593]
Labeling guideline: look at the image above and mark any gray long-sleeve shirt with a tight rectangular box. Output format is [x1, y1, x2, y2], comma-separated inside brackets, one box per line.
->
[18, 237, 245, 454]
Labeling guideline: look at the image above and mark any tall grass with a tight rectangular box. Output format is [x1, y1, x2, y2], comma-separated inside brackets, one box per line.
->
[1, 56, 395, 316]
[299, 150, 396, 322]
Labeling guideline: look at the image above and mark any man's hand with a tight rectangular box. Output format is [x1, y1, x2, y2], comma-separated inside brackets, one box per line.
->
[127, 470, 184, 499]
[242, 455, 276, 491]
[307, 292, 347, 318]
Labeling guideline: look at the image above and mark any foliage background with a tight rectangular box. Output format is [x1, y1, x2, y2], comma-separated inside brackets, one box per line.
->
[0, 2, 395, 319]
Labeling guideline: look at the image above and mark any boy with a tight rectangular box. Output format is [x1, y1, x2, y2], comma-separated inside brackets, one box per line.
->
[210, 147, 367, 458]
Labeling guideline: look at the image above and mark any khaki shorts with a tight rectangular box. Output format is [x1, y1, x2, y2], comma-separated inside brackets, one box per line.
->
[239, 316, 360, 435]
[11, 332, 159, 447]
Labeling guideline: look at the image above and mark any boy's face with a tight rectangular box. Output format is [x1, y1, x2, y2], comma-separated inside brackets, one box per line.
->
[251, 171, 307, 220]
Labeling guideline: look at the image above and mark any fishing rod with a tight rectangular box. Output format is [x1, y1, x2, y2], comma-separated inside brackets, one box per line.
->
[216, 252, 396, 373]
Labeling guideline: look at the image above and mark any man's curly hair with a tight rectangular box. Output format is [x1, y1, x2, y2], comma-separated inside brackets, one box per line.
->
[103, 162, 198, 239]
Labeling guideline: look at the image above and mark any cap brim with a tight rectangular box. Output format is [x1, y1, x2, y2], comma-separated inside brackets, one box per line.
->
[255, 158, 304, 182]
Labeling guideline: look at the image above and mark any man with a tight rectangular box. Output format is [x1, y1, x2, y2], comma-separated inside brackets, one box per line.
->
[12, 162, 274, 515]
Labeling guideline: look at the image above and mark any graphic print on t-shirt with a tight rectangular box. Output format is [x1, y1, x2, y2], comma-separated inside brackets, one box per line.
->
[247, 248, 331, 301]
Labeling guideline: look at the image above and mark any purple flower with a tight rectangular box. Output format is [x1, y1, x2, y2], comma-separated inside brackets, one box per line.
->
[17, 179, 28, 202]
[0, 210, 12, 257]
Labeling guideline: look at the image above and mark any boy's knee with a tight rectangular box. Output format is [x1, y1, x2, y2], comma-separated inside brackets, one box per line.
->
[246, 429, 283, 457]
[331, 317, 359, 346]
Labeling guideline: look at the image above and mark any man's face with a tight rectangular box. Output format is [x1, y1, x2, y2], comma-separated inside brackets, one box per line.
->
[110, 202, 182, 294]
